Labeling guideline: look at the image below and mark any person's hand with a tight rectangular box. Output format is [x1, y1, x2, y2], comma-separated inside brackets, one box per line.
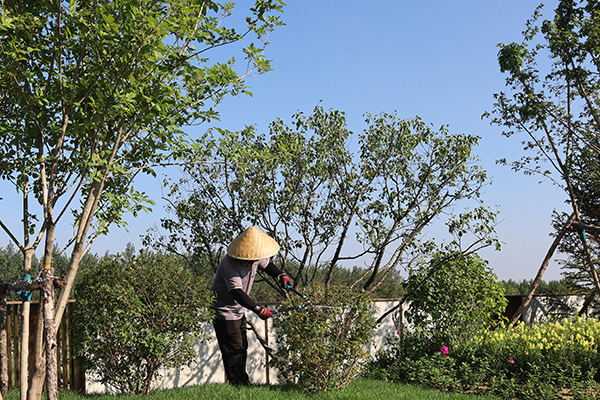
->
[278, 273, 292, 289]
[259, 307, 275, 320]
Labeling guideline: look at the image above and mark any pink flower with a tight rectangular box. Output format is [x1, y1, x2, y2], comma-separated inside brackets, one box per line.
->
[396, 330, 401, 336]
[506, 357, 515, 364]
[440, 346, 449, 356]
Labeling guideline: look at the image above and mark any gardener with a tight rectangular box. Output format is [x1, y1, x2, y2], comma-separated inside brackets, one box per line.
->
[211, 226, 292, 386]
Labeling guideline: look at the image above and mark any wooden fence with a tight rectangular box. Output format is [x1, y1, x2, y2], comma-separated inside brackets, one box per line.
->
[3, 301, 84, 392]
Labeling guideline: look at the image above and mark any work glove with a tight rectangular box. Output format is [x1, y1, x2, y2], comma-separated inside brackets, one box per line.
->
[278, 273, 292, 289]
[258, 307, 275, 320]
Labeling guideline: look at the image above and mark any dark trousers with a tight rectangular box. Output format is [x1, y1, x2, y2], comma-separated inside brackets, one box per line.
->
[213, 317, 250, 386]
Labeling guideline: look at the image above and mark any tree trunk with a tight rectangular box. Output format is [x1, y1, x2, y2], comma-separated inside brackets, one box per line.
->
[41, 268, 58, 400]
[28, 218, 56, 400]
[0, 287, 7, 396]
[579, 229, 600, 297]
[578, 290, 596, 315]
[28, 156, 106, 399]
[508, 213, 576, 327]
[54, 179, 105, 325]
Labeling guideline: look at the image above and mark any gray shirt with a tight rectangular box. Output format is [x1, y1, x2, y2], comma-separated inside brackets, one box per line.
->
[211, 254, 269, 320]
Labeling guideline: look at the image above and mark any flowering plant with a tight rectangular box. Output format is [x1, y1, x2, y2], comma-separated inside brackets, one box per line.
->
[368, 315, 600, 399]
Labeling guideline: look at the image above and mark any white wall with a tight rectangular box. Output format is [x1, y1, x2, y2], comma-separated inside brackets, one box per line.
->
[522, 294, 589, 325]
[86, 295, 593, 393]
[84, 299, 403, 393]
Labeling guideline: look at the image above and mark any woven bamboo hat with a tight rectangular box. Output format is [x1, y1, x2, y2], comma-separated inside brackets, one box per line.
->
[227, 226, 280, 260]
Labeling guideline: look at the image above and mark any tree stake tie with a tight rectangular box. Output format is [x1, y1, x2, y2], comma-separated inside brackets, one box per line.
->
[17, 273, 33, 302]
[580, 228, 587, 242]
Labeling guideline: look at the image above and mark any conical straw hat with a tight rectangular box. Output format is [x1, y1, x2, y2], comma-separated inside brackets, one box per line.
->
[227, 226, 280, 260]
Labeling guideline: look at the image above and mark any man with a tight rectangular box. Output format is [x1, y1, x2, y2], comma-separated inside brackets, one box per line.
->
[211, 226, 292, 386]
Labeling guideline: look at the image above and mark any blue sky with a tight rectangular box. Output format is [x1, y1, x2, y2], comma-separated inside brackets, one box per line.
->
[1, 1, 569, 281]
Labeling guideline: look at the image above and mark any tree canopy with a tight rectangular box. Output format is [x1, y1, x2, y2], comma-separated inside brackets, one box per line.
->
[0, 1, 284, 397]
[148, 106, 499, 295]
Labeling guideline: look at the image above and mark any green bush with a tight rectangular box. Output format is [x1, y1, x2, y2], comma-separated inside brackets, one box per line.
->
[72, 252, 214, 395]
[401, 252, 507, 357]
[473, 316, 600, 396]
[367, 252, 507, 386]
[269, 284, 377, 392]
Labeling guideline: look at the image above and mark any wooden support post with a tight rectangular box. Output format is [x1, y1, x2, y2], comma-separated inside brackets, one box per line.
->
[20, 301, 30, 400]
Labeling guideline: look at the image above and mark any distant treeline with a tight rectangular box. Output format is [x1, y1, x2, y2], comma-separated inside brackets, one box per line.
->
[1, 242, 579, 300]
[0, 243, 406, 301]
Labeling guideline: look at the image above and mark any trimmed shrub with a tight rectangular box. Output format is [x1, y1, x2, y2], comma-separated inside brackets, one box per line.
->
[269, 284, 377, 392]
[401, 252, 508, 358]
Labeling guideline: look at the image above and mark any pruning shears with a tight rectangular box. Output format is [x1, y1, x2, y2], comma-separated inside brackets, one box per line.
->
[285, 284, 308, 300]
[272, 284, 337, 316]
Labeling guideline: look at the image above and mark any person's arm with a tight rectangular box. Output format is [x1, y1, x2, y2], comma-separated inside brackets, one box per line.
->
[264, 261, 292, 288]
[263, 261, 282, 277]
[230, 288, 274, 319]
[230, 288, 261, 312]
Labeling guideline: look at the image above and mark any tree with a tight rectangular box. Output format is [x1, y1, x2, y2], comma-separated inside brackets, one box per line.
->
[0, 244, 32, 283]
[149, 106, 498, 296]
[488, 0, 600, 324]
[555, 147, 600, 294]
[500, 278, 578, 295]
[72, 252, 214, 395]
[0, 1, 284, 398]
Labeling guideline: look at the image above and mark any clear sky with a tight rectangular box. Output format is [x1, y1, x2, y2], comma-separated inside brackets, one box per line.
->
[1, 1, 570, 281]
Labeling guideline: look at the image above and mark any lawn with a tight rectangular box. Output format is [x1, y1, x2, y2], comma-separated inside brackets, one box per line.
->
[5, 380, 500, 400]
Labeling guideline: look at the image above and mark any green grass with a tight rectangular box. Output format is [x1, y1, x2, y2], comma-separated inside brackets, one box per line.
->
[5, 380, 500, 400]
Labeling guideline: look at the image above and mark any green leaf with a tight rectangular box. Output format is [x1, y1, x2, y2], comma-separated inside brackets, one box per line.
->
[101, 13, 114, 25]
[69, 0, 77, 15]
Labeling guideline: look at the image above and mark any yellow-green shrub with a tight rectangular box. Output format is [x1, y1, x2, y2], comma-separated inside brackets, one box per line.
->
[472, 316, 600, 388]
[483, 316, 600, 354]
